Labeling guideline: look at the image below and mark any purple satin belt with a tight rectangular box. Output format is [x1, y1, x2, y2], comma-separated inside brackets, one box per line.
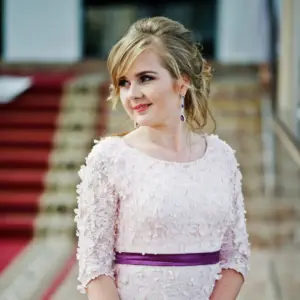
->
[115, 251, 220, 267]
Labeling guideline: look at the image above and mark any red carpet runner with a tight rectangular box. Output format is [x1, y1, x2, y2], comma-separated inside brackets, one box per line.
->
[0, 72, 74, 272]
[0, 68, 109, 299]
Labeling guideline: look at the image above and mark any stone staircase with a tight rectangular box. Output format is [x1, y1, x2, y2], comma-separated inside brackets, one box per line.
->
[209, 75, 299, 251]
[0, 72, 109, 300]
[209, 74, 300, 300]
[1, 64, 299, 299]
[36, 74, 108, 238]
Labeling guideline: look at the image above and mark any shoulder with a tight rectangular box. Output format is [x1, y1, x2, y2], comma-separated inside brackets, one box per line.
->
[85, 136, 123, 165]
[208, 134, 239, 167]
[79, 136, 124, 183]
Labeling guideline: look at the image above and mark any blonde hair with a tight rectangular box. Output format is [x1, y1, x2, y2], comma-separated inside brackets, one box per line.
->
[107, 16, 215, 132]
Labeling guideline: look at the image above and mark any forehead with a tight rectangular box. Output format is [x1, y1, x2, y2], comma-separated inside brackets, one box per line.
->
[125, 49, 165, 77]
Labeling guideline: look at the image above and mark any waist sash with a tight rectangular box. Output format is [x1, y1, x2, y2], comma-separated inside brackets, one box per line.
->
[115, 251, 220, 267]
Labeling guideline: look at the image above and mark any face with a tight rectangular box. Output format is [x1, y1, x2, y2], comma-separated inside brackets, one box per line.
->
[118, 49, 186, 128]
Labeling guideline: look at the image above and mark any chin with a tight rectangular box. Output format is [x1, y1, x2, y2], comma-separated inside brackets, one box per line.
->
[135, 116, 156, 127]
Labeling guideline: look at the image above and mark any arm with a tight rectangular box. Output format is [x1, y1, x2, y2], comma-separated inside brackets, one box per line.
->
[74, 144, 119, 300]
[83, 277, 119, 300]
[210, 166, 250, 300]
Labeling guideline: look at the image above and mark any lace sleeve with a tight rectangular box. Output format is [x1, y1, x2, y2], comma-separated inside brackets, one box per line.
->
[220, 165, 250, 280]
[74, 144, 118, 294]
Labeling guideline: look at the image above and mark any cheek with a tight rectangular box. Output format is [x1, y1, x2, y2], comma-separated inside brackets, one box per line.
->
[151, 88, 178, 111]
[120, 91, 131, 113]
[147, 85, 168, 106]
[152, 80, 176, 105]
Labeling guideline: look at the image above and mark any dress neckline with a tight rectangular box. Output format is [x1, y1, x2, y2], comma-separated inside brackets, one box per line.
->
[116, 134, 211, 165]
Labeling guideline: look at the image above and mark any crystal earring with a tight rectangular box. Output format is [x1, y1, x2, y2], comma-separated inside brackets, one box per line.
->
[180, 95, 185, 122]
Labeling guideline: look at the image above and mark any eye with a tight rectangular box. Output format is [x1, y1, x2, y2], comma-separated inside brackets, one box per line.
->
[140, 75, 154, 83]
[118, 79, 129, 87]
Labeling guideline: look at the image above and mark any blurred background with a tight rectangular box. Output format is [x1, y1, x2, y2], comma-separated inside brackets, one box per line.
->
[0, 0, 299, 299]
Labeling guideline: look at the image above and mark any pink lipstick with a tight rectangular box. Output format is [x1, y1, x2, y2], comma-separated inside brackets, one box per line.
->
[133, 103, 152, 113]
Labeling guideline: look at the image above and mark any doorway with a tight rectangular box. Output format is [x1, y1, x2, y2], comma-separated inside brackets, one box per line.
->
[82, 0, 217, 60]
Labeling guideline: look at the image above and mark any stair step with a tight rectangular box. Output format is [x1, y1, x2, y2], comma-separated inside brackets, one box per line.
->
[249, 221, 300, 249]
[0, 237, 31, 272]
[0, 92, 62, 111]
[0, 191, 41, 213]
[0, 147, 50, 168]
[246, 198, 300, 222]
[0, 129, 55, 147]
[0, 212, 75, 238]
[0, 213, 35, 238]
[0, 111, 59, 128]
[0, 169, 46, 190]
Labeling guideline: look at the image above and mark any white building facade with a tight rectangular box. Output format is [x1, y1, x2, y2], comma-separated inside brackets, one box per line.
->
[1, 0, 299, 141]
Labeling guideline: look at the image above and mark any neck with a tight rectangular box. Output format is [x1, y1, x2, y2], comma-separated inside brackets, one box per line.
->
[140, 123, 191, 152]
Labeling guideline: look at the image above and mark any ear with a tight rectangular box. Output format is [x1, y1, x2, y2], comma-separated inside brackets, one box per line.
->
[177, 74, 190, 96]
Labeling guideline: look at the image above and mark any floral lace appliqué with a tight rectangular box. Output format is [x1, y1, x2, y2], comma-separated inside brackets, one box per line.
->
[74, 135, 250, 299]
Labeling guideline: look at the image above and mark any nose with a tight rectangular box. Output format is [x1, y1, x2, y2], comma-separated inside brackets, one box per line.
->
[127, 82, 142, 101]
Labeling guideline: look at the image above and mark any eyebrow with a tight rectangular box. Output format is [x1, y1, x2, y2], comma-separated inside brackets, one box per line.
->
[119, 71, 158, 80]
[135, 71, 158, 77]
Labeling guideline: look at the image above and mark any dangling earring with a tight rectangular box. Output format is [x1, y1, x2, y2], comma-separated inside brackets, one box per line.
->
[180, 95, 186, 122]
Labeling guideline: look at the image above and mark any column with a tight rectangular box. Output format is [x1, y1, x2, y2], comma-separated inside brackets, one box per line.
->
[277, 0, 300, 139]
[216, 0, 270, 64]
[3, 0, 82, 63]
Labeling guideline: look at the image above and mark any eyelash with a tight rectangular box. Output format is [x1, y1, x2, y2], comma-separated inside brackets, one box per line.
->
[118, 75, 154, 87]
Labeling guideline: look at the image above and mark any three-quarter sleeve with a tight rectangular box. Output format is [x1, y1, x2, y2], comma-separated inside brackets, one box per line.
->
[74, 144, 118, 294]
[220, 165, 250, 280]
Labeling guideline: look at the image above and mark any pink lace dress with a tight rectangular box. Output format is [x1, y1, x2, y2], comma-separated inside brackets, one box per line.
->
[75, 135, 250, 300]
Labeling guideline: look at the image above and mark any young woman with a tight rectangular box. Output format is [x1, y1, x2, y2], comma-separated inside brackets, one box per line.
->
[75, 16, 250, 300]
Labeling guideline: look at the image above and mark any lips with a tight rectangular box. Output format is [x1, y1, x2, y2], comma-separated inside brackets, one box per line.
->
[133, 103, 152, 110]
